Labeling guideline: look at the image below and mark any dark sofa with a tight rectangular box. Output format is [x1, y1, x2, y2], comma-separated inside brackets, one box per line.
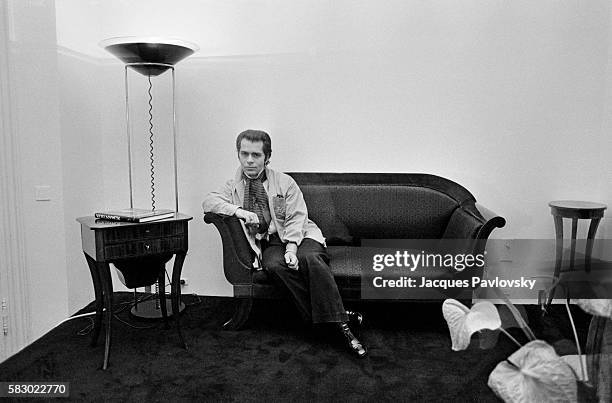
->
[204, 173, 506, 329]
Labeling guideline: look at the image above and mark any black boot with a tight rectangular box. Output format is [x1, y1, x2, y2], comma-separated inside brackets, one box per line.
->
[337, 322, 367, 358]
[346, 310, 363, 328]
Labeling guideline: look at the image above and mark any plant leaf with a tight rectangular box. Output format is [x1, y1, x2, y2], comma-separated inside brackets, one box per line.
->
[561, 355, 589, 382]
[442, 299, 501, 351]
[573, 299, 612, 319]
[488, 340, 577, 403]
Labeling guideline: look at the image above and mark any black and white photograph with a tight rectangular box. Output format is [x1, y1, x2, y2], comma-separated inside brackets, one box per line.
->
[1, 0, 611, 401]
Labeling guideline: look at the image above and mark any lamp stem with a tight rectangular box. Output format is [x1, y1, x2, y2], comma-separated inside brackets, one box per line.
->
[125, 65, 134, 209]
[147, 74, 156, 211]
[172, 67, 179, 212]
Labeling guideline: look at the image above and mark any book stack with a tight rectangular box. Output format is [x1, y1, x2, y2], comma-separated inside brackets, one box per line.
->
[95, 208, 175, 223]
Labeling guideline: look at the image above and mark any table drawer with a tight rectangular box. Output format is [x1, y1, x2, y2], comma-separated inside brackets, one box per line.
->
[104, 236, 186, 260]
[102, 222, 184, 243]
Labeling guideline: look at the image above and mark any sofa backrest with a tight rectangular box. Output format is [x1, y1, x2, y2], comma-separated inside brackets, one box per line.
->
[287, 173, 477, 245]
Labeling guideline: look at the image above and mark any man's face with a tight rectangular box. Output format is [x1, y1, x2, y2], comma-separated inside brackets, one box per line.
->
[238, 139, 267, 178]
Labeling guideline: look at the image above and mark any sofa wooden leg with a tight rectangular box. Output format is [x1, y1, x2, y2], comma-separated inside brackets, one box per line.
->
[223, 297, 253, 330]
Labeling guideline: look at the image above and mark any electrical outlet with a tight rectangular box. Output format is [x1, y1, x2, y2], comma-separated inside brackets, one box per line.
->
[35, 185, 51, 201]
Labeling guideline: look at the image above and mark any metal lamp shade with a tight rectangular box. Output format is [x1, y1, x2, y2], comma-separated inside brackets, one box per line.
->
[99, 36, 199, 76]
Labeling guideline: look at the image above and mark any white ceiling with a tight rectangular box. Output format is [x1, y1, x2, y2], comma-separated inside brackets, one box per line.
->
[55, 0, 492, 59]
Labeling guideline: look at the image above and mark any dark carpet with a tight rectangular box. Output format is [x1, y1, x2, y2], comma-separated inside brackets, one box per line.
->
[0, 294, 591, 402]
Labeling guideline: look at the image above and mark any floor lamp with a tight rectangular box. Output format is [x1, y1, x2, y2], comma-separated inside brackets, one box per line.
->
[99, 36, 199, 318]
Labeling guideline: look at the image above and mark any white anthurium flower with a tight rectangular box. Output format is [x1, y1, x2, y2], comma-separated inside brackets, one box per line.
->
[442, 299, 502, 351]
[488, 340, 577, 403]
[573, 299, 612, 319]
[561, 355, 588, 382]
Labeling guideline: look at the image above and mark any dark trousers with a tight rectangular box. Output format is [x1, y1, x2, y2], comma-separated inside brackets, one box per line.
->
[262, 235, 348, 324]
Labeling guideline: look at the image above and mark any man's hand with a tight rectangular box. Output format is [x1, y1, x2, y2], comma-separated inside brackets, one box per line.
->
[284, 251, 299, 270]
[235, 208, 260, 225]
[235, 208, 260, 234]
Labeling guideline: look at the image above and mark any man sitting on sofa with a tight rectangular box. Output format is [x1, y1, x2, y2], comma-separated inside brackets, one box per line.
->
[202, 129, 367, 358]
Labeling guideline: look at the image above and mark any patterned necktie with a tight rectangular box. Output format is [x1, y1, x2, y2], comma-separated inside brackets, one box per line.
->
[243, 170, 271, 234]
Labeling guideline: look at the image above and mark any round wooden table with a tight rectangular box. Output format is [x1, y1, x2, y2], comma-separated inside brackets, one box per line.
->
[546, 200, 606, 308]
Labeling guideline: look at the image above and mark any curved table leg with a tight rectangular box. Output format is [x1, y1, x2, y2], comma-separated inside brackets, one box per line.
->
[84, 253, 103, 347]
[546, 215, 564, 313]
[98, 261, 114, 370]
[585, 218, 601, 273]
[171, 252, 187, 350]
[569, 218, 578, 271]
[158, 267, 169, 329]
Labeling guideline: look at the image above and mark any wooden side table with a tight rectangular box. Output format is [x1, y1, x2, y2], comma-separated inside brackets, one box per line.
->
[76, 214, 192, 370]
[546, 201, 607, 307]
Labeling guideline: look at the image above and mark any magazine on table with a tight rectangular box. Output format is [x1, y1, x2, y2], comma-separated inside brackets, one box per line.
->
[94, 208, 175, 223]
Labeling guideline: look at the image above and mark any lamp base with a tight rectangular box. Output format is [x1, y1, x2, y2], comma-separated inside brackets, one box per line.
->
[130, 299, 185, 319]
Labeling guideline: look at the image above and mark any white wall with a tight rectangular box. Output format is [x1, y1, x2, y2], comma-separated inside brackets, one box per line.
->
[599, 16, 612, 256]
[57, 49, 106, 311]
[6, 0, 69, 340]
[54, 0, 611, 305]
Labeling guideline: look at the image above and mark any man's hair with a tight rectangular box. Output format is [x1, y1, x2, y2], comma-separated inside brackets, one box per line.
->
[236, 130, 272, 160]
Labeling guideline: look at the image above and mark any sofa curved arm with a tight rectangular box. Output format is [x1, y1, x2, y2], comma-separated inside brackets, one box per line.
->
[472, 203, 506, 240]
[443, 203, 506, 255]
[203, 212, 254, 284]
